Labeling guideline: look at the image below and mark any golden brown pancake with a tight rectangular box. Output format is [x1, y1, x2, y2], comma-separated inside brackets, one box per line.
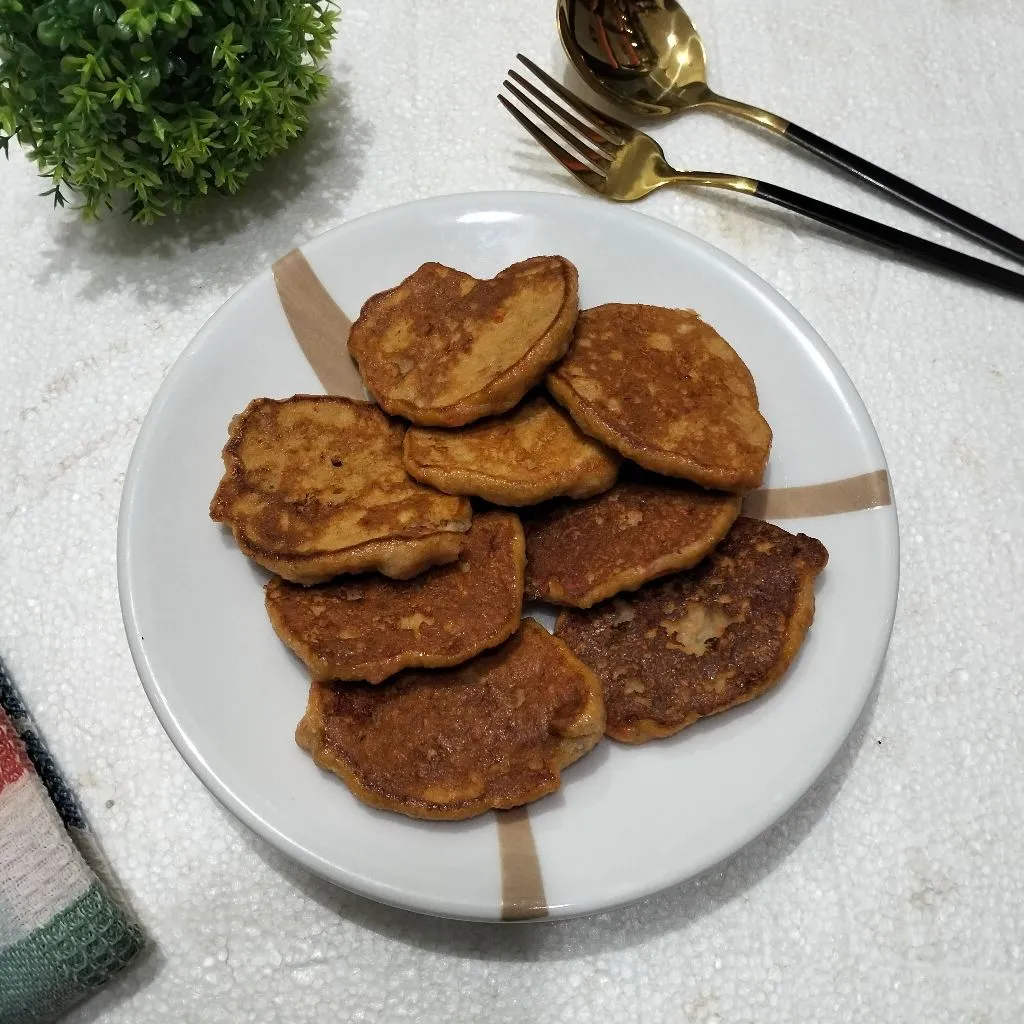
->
[555, 518, 827, 743]
[210, 396, 471, 585]
[295, 620, 605, 820]
[547, 304, 772, 492]
[403, 394, 620, 506]
[349, 257, 579, 427]
[525, 477, 741, 608]
[265, 511, 525, 683]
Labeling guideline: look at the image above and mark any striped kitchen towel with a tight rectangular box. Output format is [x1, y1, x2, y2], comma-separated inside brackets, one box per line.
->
[0, 659, 146, 1024]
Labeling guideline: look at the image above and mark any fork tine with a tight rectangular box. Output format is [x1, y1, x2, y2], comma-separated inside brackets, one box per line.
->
[515, 53, 632, 144]
[507, 70, 617, 158]
[498, 95, 607, 194]
[503, 80, 612, 168]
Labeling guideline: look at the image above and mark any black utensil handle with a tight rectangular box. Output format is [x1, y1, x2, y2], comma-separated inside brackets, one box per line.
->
[784, 122, 1024, 264]
[753, 180, 1024, 297]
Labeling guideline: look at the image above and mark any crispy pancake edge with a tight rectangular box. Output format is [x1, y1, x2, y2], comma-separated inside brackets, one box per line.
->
[265, 511, 526, 682]
[402, 405, 621, 506]
[402, 448, 619, 505]
[526, 490, 742, 608]
[350, 257, 580, 427]
[546, 305, 772, 492]
[294, 621, 606, 820]
[209, 395, 472, 584]
[234, 530, 465, 585]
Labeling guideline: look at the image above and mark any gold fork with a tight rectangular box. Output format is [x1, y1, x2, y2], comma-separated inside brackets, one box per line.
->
[499, 55, 1024, 298]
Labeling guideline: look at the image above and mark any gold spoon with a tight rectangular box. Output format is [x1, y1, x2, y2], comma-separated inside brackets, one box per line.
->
[557, 0, 1024, 262]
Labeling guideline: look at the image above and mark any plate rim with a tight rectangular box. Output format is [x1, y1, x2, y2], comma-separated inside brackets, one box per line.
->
[117, 189, 900, 921]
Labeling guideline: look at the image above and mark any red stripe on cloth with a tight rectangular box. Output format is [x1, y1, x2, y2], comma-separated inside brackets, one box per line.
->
[0, 709, 31, 793]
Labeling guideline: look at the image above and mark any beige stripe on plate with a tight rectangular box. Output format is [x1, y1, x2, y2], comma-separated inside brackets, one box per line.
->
[743, 470, 891, 519]
[498, 807, 549, 921]
[271, 249, 365, 398]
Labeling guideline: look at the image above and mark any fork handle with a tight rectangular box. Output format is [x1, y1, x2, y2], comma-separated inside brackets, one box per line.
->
[783, 122, 1024, 265]
[752, 180, 1024, 297]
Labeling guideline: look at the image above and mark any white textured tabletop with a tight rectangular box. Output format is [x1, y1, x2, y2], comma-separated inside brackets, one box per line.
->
[3, 1, 1024, 1021]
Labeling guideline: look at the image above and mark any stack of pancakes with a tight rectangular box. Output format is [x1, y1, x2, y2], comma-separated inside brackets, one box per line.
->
[210, 256, 828, 821]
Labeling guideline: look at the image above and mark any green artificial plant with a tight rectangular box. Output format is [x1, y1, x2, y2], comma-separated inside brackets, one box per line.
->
[0, 0, 338, 222]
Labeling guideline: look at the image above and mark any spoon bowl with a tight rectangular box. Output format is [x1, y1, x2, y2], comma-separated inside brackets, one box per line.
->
[557, 0, 784, 128]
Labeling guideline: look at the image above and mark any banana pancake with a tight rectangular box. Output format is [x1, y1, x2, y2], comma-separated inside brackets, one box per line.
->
[265, 511, 524, 683]
[403, 394, 620, 506]
[547, 304, 772, 492]
[295, 620, 606, 820]
[349, 257, 579, 427]
[210, 395, 472, 585]
[555, 518, 827, 743]
[525, 477, 741, 608]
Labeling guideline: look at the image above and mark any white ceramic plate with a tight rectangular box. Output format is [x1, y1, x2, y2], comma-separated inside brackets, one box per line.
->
[118, 191, 898, 921]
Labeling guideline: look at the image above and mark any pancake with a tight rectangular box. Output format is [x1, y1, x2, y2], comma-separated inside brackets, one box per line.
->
[525, 477, 741, 608]
[403, 394, 621, 506]
[555, 518, 828, 743]
[349, 257, 579, 427]
[295, 620, 606, 820]
[265, 511, 525, 683]
[547, 304, 772, 492]
[210, 395, 472, 584]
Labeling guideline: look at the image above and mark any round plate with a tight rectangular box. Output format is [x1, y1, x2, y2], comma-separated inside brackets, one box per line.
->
[118, 191, 898, 921]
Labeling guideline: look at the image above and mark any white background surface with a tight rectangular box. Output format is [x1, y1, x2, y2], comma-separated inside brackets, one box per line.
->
[2, 1, 1023, 1020]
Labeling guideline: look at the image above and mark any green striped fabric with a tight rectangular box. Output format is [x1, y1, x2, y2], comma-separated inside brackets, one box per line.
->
[1, 659, 146, 1022]
[0, 885, 146, 1024]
